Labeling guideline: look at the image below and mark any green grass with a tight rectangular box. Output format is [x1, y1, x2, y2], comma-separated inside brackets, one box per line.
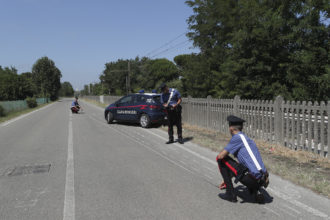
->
[82, 98, 107, 108]
[0, 102, 52, 123]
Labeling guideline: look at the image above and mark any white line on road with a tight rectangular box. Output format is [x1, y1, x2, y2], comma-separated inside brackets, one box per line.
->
[142, 128, 218, 166]
[143, 127, 330, 219]
[1, 103, 54, 127]
[263, 206, 281, 217]
[63, 112, 75, 220]
[267, 187, 329, 219]
[85, 103, 330, 219]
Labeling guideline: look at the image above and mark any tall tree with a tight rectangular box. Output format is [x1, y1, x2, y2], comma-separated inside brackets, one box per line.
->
[0, 66, 19, 101]
[59, 82, 75, 97]
[32, 57, 62, 100]
[186, 0, 329, 100]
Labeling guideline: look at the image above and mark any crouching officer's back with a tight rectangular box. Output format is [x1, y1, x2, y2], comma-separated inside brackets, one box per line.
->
[216, 115, 269, 203]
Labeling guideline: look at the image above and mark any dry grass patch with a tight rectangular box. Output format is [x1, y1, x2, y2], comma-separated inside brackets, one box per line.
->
[82, 98, 107, 108]
[161, 123, 330, 198]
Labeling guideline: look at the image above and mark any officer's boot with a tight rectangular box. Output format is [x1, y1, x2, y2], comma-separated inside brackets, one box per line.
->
[166, 139, 174, 144]
[254, 189, 265, 204]
[178, 136, 184, 144]
[219, 188, 237, 203]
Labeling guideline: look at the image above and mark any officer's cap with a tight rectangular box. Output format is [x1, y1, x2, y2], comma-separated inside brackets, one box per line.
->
[159, 83, 167, 91]
[227, 115, 245, 126]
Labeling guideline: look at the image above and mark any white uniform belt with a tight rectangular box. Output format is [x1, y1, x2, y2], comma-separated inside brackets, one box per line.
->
[239, 134, 262, 171]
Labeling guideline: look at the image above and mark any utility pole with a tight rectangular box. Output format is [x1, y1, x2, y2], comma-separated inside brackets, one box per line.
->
[127, 61, 131, 94]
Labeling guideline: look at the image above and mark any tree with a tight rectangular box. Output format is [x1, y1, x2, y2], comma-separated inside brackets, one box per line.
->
[59, 82, 75, 97]
[0, 66, 19, 101]
[32, 57, 62, 100]
[185, 0, 330, 100]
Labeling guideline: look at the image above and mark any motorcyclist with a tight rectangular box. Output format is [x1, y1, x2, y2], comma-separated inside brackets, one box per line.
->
[71, 96, 80, 113]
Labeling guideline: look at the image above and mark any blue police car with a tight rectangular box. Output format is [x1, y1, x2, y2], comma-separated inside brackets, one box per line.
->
[104, 93, 167, 128]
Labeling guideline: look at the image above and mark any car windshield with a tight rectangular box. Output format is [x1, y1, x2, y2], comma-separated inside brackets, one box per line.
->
[152, 95, 161, 104]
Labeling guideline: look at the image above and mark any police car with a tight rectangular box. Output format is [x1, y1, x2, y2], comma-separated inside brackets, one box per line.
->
[104, 93, 167, 128]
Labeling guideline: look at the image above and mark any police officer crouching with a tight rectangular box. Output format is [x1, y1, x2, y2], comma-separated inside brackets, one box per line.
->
[160, 83, 184, 144]
[216, 115, 269, 203]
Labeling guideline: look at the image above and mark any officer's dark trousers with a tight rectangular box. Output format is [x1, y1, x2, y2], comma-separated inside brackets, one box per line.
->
[217, 156, 260, 193]
[167, 107, 182, 141]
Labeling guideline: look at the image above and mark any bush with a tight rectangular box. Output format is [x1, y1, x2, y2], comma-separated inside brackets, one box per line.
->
[26, 97, 38, 108]
[0, 105, 6, 117]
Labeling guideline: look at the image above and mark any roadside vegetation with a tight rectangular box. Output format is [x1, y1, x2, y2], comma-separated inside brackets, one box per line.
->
[80, 1, 329, 103]
[0, 102, 52, 124]
[0, 57, 62, 102]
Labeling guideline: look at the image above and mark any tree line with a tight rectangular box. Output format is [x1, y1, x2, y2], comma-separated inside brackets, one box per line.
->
[82, 0, 329, 101]
[0, 57, 73, 101]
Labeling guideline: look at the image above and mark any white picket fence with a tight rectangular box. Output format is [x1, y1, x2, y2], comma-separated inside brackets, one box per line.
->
[84, 95, 329, 158]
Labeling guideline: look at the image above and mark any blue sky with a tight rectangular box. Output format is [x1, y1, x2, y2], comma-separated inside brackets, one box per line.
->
[0, 0, 199, 90]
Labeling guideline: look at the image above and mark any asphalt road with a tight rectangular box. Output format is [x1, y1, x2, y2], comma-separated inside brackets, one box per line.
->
[0, 98, 329, 220]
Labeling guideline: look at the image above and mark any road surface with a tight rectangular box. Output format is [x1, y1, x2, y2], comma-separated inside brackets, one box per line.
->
[0, 98, 329, 220]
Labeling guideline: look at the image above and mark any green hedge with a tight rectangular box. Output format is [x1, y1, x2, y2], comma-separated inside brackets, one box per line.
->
[0, 105, 5, 117]
[26, 97, 38, 108]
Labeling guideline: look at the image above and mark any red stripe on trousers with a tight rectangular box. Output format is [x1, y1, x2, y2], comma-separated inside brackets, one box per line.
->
[222, 159, 237, 176]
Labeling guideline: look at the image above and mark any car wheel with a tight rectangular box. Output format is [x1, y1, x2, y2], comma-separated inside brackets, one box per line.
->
[140, 114, 151, 128]
[107, 112, 114, 124]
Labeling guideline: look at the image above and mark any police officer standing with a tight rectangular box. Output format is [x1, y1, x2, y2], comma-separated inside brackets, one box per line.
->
[216, 115, 269, 203]
[160, 83, 184, 144]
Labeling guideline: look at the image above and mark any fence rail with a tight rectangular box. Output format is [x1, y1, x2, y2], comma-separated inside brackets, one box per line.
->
[0, 98, 50, 113]
[84, 95, 329, 158]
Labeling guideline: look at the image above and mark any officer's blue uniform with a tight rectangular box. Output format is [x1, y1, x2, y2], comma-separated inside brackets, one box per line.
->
[71, 101, 78, 107]
[160, 85, 183, 143]
[160, 88, 181, 107]
[217, 115, 268, 203]
[225, 132, 266, 179]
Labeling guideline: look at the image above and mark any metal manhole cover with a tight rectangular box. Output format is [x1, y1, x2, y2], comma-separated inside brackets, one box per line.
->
[7, 164, 51, 177]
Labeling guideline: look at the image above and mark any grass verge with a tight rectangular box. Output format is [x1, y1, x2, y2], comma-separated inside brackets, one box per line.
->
[0, 102, 52, 124]
[81, 98, 107, 108]
[163, 124, 330, 198]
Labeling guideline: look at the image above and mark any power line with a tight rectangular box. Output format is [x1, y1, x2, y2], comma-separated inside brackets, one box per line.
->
[143, 32, 187, 57]
[150, 40, 191, 58]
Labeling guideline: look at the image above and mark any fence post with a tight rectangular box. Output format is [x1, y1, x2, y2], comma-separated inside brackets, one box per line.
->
[327, 102, 330, 158]
[188, 95, 192, 124]
[207, 95, 211, 128]
[274, 95, 284, 144]
[233, 95, 240, 116]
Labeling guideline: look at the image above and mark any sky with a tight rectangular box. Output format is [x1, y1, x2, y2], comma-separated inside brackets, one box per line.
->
[0, 0, 199, 90]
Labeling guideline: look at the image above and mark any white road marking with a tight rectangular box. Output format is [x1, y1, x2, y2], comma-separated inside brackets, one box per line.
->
[263, 206, 281, 217]
[142, 128, 218, 166]
[204, 173, 214, 180]
[63, 112, 75, 220]
[86, 101, 330, 219]
[1, 103, 54, 127]
[284, 205, 301, 215]
[143, 128, 330, 219]
[268, 187, 329, 219]
[277, 206, 297, 218]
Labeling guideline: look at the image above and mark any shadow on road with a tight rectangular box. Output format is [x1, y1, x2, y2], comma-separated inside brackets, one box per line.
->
[174, 137, 194, 144]
[235, 185, 273, 204]
[218, 186, 273, 204]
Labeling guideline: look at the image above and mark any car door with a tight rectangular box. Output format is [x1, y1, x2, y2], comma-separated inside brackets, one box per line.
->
[115, 95, 135, 121]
